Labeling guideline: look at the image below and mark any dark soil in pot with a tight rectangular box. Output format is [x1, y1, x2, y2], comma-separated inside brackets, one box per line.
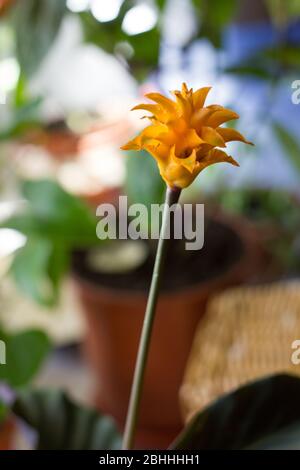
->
[72, 217, 244, 293]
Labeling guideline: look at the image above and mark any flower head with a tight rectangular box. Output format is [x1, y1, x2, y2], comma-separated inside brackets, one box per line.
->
[122, 83, 253, 189]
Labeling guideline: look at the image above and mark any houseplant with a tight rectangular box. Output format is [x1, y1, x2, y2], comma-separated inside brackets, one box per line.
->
[2, 82, 260, 448]
[71, 143, 263, 447]
[119, 82, 253, 448]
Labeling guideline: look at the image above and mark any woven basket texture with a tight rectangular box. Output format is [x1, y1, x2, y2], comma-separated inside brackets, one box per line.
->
[180, 281, 300, 423]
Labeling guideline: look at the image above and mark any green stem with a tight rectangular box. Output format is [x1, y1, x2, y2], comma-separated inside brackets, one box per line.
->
[122, 185, 181, 450]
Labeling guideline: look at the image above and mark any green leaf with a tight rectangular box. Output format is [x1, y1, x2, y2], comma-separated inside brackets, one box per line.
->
[10, 0, 66, 76]
[2, 213, 44, 236]
[2, 180, 100, 306]
[0, 329, 50, 388]
[171, 374, 300, 450]
[13, 389, 121, 450]
[273, 122, 300, 174]
[10, 237, 65, 306]
[0, 97, 42, 141]
[17, 179, 98, 245]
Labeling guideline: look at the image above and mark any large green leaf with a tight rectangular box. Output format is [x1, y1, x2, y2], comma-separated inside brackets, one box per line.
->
[3, 179, 98, 245]
[21, 179, 97, 243]
[10, 0, 66, 76]
[273, 122, 300, 175]
[0, 329, 50, 387]
[171, 374, 300, 450]
[13, 389, 121, 450]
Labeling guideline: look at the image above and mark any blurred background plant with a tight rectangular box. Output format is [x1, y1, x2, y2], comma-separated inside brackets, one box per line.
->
[0, 0, 300, 450]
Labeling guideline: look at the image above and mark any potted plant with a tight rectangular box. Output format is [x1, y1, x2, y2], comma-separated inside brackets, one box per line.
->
[2, 171, 264, 447]
[72, 156, 264, 447]
[2, 82, 260, 448]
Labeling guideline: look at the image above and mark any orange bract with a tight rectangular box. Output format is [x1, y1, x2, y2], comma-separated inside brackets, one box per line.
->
[122, 83, 253, 189]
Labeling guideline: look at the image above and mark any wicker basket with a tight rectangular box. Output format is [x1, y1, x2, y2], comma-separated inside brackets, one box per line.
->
[180, 281, 300, 423]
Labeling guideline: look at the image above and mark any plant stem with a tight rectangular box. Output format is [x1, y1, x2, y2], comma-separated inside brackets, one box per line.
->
[122, 185, 181, 450]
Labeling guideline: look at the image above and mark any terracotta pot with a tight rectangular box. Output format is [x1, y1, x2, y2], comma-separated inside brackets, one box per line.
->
[17, 119, 130, 207]
[23, 119, 132, 161]
[26, 129, 80, 160]
[0, 418, 15, 450]
[73, 214, 263, 449]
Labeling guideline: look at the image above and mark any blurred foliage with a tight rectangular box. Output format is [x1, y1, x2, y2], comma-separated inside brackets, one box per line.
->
[9, 0, 66, 77]
[226, 45, 300, 80]
[0, 0, 298, 82]
[2, 179, 100, 306]
[10, 238, 69, 307]
[1, 0, 167, 81]
[211, 188, 300, 273]
[191, 0, 237, 48]
[0, 72, 43, 139]
[172, 374, 300, 449]
[0, 328, 50, 387]
[266, 0, 300, 27]
[0, 400, 7, 424]
[0, 96, 42, 140]
[218, 188, 300, 225]
[13, 388, 121, 450]
[0, 0, 299, 297]
[80, 0, 167, 81]
[274, 122, 300, 174]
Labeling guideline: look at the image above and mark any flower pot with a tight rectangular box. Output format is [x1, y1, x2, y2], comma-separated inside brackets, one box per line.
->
[14, 118, 130, 206]
[72, 214, 262, 449]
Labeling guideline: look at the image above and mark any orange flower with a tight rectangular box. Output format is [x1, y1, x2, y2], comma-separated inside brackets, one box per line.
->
[122, 83, 253, 189]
